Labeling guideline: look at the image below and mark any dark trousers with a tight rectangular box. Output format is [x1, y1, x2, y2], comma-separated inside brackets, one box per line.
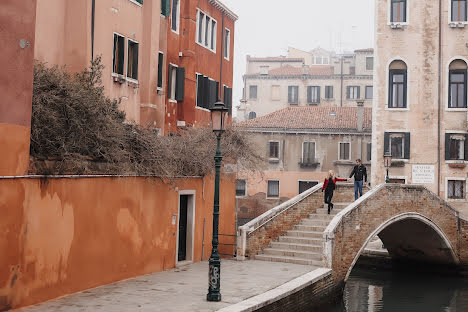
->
[324, 190, 334, 211]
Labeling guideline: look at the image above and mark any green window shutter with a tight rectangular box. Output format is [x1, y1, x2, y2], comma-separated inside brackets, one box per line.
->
[162, 0, 170, 16]
[175, 67, 185, 101]
[404, 132, 411, 159]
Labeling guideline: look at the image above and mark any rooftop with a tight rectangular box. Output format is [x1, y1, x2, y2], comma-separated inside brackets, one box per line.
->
[234, 106, 372, 132]
[267, 65, 335, 76]
[247, 56, 305, 63]
[354, 48, 374, 53]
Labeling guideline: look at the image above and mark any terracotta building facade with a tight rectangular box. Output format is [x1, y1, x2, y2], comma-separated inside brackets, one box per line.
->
[34, 0, 236, 135]
[237, 47, 374, 121]
[372, 0, 468, 211]
[234, 106, 372, 224]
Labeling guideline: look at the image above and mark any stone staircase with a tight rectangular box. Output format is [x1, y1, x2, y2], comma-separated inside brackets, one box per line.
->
[254, 202, 351, 265]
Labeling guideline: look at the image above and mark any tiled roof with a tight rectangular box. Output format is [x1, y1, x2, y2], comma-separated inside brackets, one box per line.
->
[234, 106, 372, 132]
[267, 65, 334, 76]
[247, 56, 304, 62]
[354, 48, 374, 53]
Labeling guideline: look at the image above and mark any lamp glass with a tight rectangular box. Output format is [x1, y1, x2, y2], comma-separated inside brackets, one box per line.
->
[210, 102, 229, 132]
[384, 153, 392, 168]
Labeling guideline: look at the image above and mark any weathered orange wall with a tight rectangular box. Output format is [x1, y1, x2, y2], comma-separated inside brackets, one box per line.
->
[0, 0, 37, 175]
[0, 175, 235, 310]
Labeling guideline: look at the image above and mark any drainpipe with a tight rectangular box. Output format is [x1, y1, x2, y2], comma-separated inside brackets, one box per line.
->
[437, 0, 442, 196]
[219, 12, 225, 101]
[91, 0, 96, 61]
[340, 55, 344, 107]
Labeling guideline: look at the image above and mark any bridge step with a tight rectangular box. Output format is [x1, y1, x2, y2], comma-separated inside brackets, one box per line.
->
[270, 242, 322, 253]
[300, 219, 331, 227]
[254, 254, 323, 266]
[323, 202, 352, 208]
[278, 236, 322, 245]
[262, 248, 322, 260]
[287, 230, 323, 239]
[293, 224, 327, 232]
[306, 214, 335, 220]
[316, 208, 343, 215]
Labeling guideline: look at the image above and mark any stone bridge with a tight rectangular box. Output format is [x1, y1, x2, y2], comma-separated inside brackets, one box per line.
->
[237, 183, 468, 306]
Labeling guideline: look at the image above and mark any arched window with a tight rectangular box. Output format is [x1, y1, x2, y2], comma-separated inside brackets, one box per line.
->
[248, 111, 257, 120]
[449, 60, 467, 108]
[388, 60, 407, 108]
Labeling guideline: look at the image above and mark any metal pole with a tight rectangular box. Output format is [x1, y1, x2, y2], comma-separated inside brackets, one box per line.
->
[207, 133, 222, 302]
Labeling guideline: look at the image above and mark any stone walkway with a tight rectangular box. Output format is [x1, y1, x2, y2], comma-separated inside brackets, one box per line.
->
[15, 260, 317, 312]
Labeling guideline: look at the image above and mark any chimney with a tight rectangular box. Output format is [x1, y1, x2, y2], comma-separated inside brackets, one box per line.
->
[356, 100, 364, 132]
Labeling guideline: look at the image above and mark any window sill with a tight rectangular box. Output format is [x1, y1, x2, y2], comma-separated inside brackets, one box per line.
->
[448, 162, 466, 169]
[168, 99, 177, 104]
[236, 195, 247, 199]
[446, 107, 468, 112]
[195, 41, 216, 54]
[449, 22, 467, 28]
[266, 196, 280, 200]
[112, 73, 126, 84]
[391, 160, 408, 167]
[126, 78, 139, 88]
[388, 22, 408, 29]
[269, 158, 280, 164]
[156, 87, 164, 94]
[385, 107, 409, 111]
[334, 160, 353, 165]
[446, 198, 467, 202]
[307, 102, 320, 106]
[288, 103, 299, 106]
[195, 106, 210, 112]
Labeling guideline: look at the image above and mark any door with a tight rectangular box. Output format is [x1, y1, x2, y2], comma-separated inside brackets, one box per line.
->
[178, 195, 189, 262]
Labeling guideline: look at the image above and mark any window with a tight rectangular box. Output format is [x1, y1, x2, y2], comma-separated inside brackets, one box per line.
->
[249, 85, 257, 100]
[269, 141, 279, 159]
[288, 86, 299, 104]
[134, 0, 143, 4]
[339, 142, 350, 160]
[349, 66, 356, 75]
[445, 134, 468, 160]
[384, 132, 410, 159]
[389, 61, 408, 108]
[367, 143, 372, 161]
[157, 52, 164, 89]
[248, 111, 257, 119]
[223, 85, 233, 115]
[298, 181, 318, 194]
[267, 180, 280, 198]
[315, 56, 323, 65]
[307, 86, 320, 104]
[271, 85, 280, 100]
[161, 0, 170, 16]
[391, 0, 407, 23]
[196, 9, 217, 52]
[196, 74, 217, 109]
[167, 65, 185, 101]
[325, 86, 334, 99]
[171, 0, 180, 33]
[113, 34, 125, 75]
[449, 70, 467, 108]
[127, 40, 139, 80]
[302, 142, 316, 163]
[323, 57, 329, 65]
[224, 28, 230, 60]
[365, 86, 373, 99]
[452, 0, 467, 22]
[366, 57, 374, 70]
[236, 179, 246, 197]
[347, 86, 360, 99]
[448, 180, 465, 199]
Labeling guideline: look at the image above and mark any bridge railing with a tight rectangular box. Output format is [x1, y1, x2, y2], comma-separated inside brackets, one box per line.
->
[237, 183, 358, 260]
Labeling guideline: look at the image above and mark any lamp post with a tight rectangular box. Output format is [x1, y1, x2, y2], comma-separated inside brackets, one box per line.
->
[384, 151, 392, 183]
[207, 101, 229, 302]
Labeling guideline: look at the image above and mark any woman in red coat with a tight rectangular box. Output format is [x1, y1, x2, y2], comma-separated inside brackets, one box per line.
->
[322, 170, 348, 214]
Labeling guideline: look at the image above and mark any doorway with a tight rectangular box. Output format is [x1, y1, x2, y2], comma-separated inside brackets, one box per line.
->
[177, 192, 195, 264]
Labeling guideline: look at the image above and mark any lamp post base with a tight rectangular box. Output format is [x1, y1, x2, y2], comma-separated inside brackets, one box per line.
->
[207, 292, 222, 302]
[207, 258, 221, 302]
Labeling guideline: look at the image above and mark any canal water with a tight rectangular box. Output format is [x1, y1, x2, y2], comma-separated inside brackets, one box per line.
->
[330, 268, 468, 311]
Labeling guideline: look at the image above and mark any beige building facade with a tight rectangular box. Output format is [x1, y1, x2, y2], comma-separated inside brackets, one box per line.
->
[372, 0, 468, 210]
[234, 106, 372, 224]
[237, 47, 374, 121]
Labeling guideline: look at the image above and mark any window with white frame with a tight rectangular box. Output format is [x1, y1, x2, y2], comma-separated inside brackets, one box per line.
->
[302, 142, 316, 163]
[445, 134, 467, 160]
[325, 86, 333, 99]
[236, 179, 246, 197]
[448, 59, 468, 109]
[157, 52, 164, 89]
[288, 86, 299, 104]
[448, 179, 465, 199]
[127, 39, 139, 80]
[384, 132, 410, 159]
[452, 0, 467, 22]
[113, 33, 125, 75]
[269, 141, 279, 159]
[339, 142, 350, 160]
[168, 65, 177, 100]
[391, 0, 407, 23]
[298, 181, 318, 194]
[171, 0, 180, 33]
[389, 60, 408, 108]
[224, 28, 230, 60]
[307, 86, 320, 104]
[347, 86, 360, 99]
[196, 9, 217, 52]
[267, 180, 280, 198]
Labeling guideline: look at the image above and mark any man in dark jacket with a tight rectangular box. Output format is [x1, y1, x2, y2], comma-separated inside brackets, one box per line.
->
[349, 159, 367, 200]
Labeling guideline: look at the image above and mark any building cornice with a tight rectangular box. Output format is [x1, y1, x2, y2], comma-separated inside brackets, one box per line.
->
[208, 0, 238, 21]
[243, 74, 373, 80]
[235, 128, 372, 135]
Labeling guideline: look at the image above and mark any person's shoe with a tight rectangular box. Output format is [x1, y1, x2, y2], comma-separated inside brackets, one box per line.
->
[331, 203, 334, 210]
[327, 207, 330, 214]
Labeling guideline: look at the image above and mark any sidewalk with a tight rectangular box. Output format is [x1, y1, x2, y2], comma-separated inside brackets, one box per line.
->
[15, 260, 318, 312]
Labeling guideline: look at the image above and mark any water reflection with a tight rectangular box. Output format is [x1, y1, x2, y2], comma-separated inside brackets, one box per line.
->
[331, 268, 468, 312]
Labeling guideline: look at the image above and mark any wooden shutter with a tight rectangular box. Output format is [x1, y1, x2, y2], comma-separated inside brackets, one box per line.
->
[208, 80, 217, 108]
[175, 67, 185, 101]
[307, 87, 311, 103]
[157, 53, 163, 88]
[167, 64, 173, 99]
[357, 86, 360, 99]
[384, 132, 390, 155]
[404, 132, 411, 159]
[288, 86, 292, 103]
[465, 134, 468, 161]
[445, 133, 451, 160]
[224, 86, 232, 115]
[346, 86, 350, 99]
[196, 75, 203, 107]
[202, 76, 209, 108]
[162, 0, 170, 16]
[403, 70, 408, 108]
[132, 43, 139, 80]
[118, 36, 125, 75]
[317, 87, 321, 103]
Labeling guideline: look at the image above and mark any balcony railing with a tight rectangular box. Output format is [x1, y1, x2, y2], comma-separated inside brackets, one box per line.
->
[298, 158, 320, 168]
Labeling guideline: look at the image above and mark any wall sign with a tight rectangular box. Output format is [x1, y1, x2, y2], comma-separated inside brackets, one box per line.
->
[412, 165, 435, 184]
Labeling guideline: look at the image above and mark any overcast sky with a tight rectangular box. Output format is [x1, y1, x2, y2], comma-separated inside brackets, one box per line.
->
[220, 0, 375, 117]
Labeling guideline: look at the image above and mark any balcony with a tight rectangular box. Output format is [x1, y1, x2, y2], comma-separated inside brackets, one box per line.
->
[299, 159, 320, 168]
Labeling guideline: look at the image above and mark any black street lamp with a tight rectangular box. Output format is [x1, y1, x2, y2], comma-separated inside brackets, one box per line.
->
[384, 151, 392, 183]
[207, 101, 229, 302]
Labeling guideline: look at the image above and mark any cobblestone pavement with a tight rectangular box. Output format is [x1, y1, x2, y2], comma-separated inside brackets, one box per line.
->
[15, 260, 317, 312]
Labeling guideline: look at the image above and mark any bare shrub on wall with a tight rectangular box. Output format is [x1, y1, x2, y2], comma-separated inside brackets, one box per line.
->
[30, 58, 263, 176]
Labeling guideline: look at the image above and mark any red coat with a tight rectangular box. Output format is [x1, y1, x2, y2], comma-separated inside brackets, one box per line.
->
[322, 177, 346, 191]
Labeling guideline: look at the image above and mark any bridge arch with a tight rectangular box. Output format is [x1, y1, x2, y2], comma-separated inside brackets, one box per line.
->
[323, 183, 468, 284]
